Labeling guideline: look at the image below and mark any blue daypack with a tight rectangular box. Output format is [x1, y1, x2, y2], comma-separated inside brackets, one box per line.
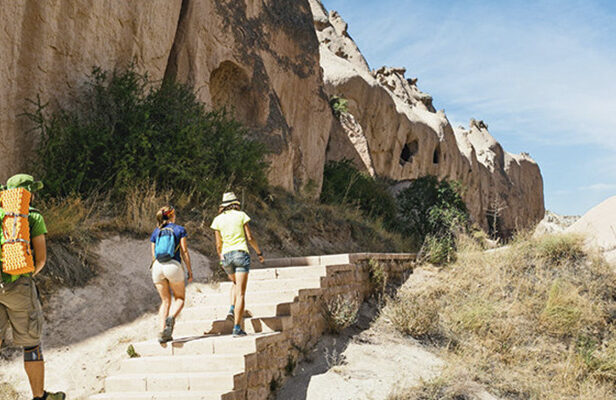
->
[154, 226, 179, 262]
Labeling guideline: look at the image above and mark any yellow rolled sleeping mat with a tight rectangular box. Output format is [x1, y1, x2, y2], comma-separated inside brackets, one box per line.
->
[0, 188, 35, 275]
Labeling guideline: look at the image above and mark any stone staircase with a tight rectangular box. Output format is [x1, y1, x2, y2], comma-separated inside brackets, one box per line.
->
[89, 253, 415, 400]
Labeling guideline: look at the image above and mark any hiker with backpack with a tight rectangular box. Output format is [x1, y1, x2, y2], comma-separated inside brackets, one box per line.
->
[210, 192, 264, 337]
[150, 205, 193, 343]
[0, 174, 66, 400]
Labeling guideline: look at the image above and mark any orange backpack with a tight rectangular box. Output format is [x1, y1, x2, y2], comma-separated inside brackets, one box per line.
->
[0, 188, 35, 275]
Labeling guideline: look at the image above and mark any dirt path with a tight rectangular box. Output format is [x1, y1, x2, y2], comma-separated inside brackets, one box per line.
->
[0, 235, 214, 399]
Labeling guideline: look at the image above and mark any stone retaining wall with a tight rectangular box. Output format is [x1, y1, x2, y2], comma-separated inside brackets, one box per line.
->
[231, 253, 415, 400]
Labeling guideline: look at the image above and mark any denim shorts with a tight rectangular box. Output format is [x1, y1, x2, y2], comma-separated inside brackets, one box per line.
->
[222, 250, 250, 275]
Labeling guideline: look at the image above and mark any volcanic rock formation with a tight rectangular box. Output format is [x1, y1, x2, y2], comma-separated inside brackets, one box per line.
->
[1, 0, 544, 233]
[310, 0, 544, 234]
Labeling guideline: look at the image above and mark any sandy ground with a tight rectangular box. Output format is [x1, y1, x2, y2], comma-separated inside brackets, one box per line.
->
[277, 267, 498, 400]
[276, 303, 444, 400]
[0, 235, 214, 399]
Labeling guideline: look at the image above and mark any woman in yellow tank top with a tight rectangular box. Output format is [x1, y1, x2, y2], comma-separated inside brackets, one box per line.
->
[210, 192, 264, 337]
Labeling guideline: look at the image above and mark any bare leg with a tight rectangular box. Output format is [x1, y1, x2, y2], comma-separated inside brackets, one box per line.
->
[227, 273, 236, 312]
[234, 272, 249, 328]
[155, 281, 171, 331]
[168, 280, 186, 320]
[24, 359, 44, 398]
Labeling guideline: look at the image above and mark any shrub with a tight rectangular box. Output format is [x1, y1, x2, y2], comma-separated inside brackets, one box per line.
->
[367, 259, 388, 299]
[321, 294, 360, 334]
[396, 176, 469, 264]
[320, 159, 396, 223]
[381, 291, 440, 339]
[329, 95, 349, 117]
[395, 176, 468, 239]
[27, 66, 268, 202]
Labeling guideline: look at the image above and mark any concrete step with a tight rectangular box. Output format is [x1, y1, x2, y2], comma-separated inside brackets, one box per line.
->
[181, 301, 292, 321]
[177, 315, 291, 337]
[130, 330, 285, 358]
[243, 265, 328, 280]
[105, 371, 235, 393]
[120, 354, 244, 374]
[194, 288, 302, 306]
[90, 391, 225, 400]
[218, 276, 322, 293]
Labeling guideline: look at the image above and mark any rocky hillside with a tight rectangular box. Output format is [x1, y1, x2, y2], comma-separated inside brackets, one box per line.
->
[1, 0, 544, 233]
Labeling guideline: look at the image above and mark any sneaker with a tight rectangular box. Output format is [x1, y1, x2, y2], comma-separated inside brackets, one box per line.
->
[226, 309, 234, 321]
[44, 391, 67, 400]
[161, 316, 175, 341]
[158, 331, 172, 344]
[232, 327, 247, 337]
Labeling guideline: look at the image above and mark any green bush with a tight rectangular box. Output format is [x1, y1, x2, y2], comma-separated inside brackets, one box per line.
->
[329, 95, 349, 117]
[395, 176, 468, 238]
[27, 66, 268, 201]
[395, 176, 469, 264]
[320, 159, 396, 223]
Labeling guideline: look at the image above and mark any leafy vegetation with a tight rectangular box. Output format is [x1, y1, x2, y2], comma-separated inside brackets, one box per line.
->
[27, 66, 268, 203]
[329, 95, 349, 117]
[320, 160, 396, 224]
[396, 176, 469, 264]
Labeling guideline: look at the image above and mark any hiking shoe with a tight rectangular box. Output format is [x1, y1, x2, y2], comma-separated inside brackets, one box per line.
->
[161, 316, 175, 341]
[226, 309, 234, 321]
[232, 327, 247, 337]
[43, 391, 66, 400]
[158, 330, 172, 344]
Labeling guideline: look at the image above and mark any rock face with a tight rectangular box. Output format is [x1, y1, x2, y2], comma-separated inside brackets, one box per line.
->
[310, 0, 544, 234]
[0, 0, 332, 194]
[1, 0, 544, 233]
[1, 0, 184, 181]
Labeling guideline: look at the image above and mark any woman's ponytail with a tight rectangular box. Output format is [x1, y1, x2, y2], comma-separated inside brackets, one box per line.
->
[156, 206, 175, 228]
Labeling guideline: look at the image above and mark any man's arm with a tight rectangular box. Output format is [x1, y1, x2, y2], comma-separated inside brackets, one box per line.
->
[31, 235, 47, 276]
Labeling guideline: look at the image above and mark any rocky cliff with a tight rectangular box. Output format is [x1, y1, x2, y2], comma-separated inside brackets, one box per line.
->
[310, 0, 544, 234]
[1, 0, 331, 193]
[0, 0, 544, 233]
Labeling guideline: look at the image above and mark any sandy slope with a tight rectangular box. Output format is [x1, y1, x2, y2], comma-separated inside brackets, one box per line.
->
[566, 196, 616, 264]
[0, 235, 214, 399]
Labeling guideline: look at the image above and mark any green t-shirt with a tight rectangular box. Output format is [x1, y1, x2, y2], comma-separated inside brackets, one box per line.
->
[0, 208, 47, 283]
[210, 210, 251, 255]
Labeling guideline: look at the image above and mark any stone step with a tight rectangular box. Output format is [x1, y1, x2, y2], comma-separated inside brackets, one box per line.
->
[120, 354, 244, 374]
[178, 315, 291, 337]
[130, 327, 286, 358]
[180, 301, 292, 321]
[90, 391, 225, 400]
[105, 371, 235, 393]
[243, 265, 328, 280]
[218, 276, 322, 293]
[192, 288, 300, 306]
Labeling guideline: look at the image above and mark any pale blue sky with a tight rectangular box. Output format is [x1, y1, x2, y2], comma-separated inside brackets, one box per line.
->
[322, 0, 616, 216]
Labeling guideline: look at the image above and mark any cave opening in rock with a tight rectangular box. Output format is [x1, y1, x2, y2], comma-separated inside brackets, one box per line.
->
[210, 61, 261, 127]
[433, 144, 441, 164]
[399, 139, 419, 166]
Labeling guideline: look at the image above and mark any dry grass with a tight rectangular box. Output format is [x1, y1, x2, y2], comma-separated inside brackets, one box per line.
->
[0, 383, 19, 400]
[381, 290, 440, 339]
[321, 294, 360, 334]
[384, 232, 616, 399]
[34, 186, 417, 289]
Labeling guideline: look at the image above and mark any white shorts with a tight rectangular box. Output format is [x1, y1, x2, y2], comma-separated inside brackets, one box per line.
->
[151, 259, 184, 284]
